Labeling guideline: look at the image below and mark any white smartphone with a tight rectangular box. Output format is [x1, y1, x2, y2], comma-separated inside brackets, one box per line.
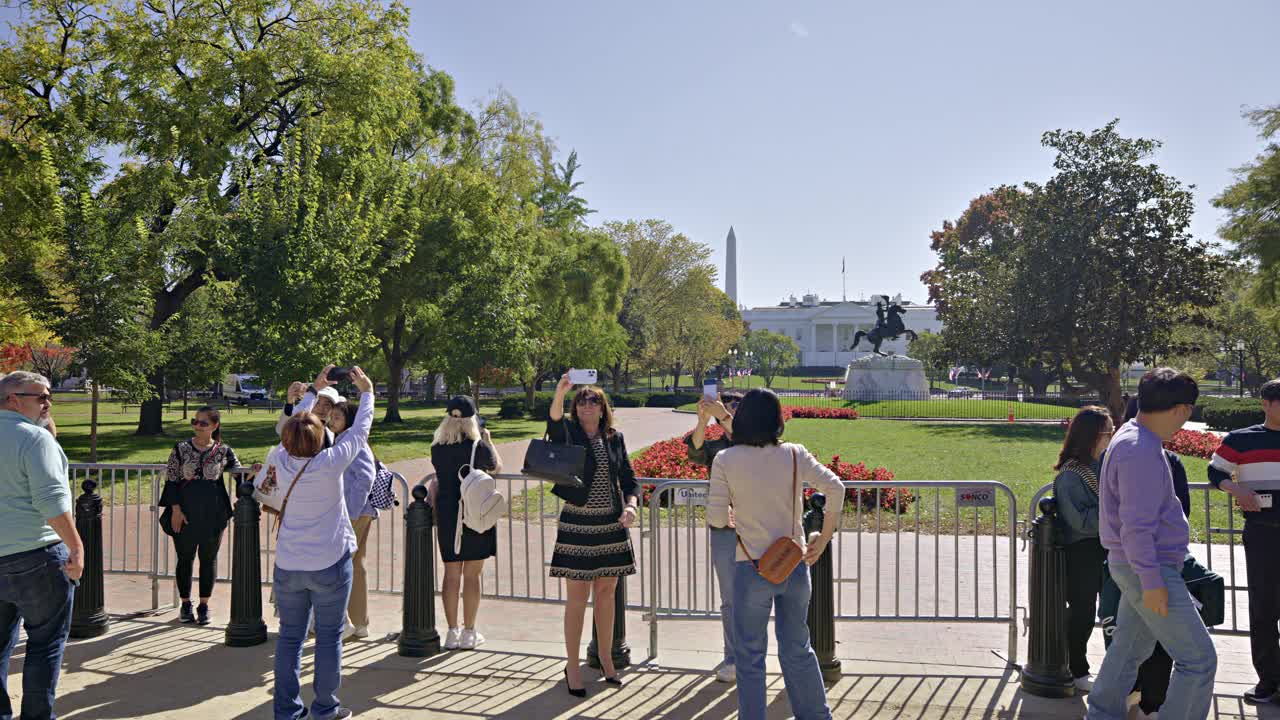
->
[1259, 493, 1274, 509]
[568, 368, 598, 385]
[703, 381, 719, 400]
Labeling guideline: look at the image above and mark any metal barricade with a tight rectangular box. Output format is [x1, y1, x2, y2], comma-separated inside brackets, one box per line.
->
[645, 479, 1021, 664]
[72, 463, 410, 611]
[1028, 481, 1248, 636]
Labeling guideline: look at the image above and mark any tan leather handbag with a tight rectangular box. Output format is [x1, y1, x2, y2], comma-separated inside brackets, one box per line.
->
[736, 448, 803, 584]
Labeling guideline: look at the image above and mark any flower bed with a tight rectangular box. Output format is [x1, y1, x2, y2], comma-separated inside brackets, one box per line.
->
[632, 425, 906, 511]
[783, 407, 859, 420]
[1164, 429, 1221, 460]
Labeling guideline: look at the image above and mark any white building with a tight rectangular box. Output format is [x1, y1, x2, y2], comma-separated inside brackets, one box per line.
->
[741, 293, 942, 367]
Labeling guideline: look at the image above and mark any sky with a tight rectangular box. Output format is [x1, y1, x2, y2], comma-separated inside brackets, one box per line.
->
[3, 2, 1277, 310]
[402, 0, 1279, 308]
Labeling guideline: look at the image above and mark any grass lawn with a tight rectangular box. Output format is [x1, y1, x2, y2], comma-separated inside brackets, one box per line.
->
[50, 398, 545, 466]
[677, 397, 1079, 421]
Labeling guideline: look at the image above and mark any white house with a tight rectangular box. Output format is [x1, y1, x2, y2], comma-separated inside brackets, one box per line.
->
[741, 293, 942, 368]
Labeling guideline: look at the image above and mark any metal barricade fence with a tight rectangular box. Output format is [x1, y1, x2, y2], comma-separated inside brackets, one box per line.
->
[645, 479, 1020, 664]
[1029, 481, 1249, 636]
[71, 463, 409, 611]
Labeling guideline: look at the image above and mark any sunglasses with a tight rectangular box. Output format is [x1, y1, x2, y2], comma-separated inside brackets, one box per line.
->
[191, 419, 213, 428]
[576, 396, 602, 406]
[14, 392, 53, 404]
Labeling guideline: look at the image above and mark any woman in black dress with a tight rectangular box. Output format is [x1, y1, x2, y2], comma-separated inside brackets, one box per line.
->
[159, 406, 240, 625]
[429, 396, 502, 651]
[547, 373, 639, 697]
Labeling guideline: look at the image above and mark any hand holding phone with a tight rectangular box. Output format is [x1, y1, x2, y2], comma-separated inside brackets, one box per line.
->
[703, 381, 718, 400]
[567, 368, 597, 386]
[327, 366, 350, 383]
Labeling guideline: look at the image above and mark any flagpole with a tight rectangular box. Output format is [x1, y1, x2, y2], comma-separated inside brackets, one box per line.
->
[842, 257, 847, 303]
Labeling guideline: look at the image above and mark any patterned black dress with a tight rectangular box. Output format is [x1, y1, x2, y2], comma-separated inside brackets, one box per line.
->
[549, 437, 637, 580]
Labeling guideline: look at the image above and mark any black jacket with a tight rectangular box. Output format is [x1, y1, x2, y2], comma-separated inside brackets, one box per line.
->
[546, 417, 639, 506]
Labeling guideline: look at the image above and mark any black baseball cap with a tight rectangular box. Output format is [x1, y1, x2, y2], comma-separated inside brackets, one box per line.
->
[446, 395, 477, 418]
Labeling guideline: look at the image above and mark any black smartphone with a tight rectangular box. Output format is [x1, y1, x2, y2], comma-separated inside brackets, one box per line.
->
[477, 416, 487, 429]
[326, 367, 350, 383]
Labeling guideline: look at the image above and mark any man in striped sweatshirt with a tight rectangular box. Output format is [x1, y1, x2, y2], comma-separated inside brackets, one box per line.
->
[1208, 378, 1280, 705]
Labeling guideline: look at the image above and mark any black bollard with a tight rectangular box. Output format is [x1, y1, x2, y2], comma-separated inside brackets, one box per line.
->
[804, 492, 841, 684]
[587, 573, 632, 670]
[1020, 496, 1074, 697]
[225, 479, 267, 647]
[399, 484, 441, 657]
[70, 477, 109, 639]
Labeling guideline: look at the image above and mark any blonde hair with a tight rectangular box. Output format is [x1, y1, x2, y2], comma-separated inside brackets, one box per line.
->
[432, 414, 480, 446]
[282, 412, 325, 458]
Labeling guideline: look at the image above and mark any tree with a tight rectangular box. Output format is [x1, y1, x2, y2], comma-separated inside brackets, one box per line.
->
[1215, 105, 1280, 302]
[26, 344, 76, 388]
[668, 283, 742, 389]
[162, 283, 237, 418]
[745, 329, 800, 389]
[907, 331, 947, 383]
[56, 187, 164, 461]
[924, 122, 1227, 416]
[0, 0, 423, 435]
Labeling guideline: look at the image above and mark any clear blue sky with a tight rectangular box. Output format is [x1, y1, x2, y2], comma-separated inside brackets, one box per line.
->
[406, 0, 1279, 308]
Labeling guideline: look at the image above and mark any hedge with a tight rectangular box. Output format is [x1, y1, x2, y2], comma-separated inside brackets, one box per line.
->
[1198, 397, 1263, 431]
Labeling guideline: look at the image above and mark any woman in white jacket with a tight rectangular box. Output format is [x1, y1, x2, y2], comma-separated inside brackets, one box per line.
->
[255, 364, 373, 720]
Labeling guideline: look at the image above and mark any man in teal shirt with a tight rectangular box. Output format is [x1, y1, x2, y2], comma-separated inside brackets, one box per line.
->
[0, 370, 83, 720]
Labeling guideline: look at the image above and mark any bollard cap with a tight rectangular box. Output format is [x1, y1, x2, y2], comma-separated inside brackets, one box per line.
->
[809, 492, 826, 511]
[412, 484, 428, 502]
[81, 478, 98, 494]
[1037, 496, 1058, 516]
[237, 481, 256, 498]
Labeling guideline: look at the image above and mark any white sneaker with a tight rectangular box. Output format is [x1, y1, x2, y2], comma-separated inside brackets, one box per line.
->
[459, 628, 485, 650]
[714, 661, 736, 683]
[1072, 674, 1093, 693]
[341, 619, 357, 641]
[352, 624, 369, 639]
[444, 627, 462, 650]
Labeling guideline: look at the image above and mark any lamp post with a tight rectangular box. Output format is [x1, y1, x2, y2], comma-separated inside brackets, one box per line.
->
[728, 348, 738, 388]
[1237, 339, 1247, 398]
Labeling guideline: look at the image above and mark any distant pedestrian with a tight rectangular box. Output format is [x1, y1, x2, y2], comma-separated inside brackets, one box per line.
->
[159, 405, 240, 626]
[428, 396, 502, 650]
[1052, 405, 1113, 692]
[0, 371, 84, 720]
[1087, 369, 1216, 720]
[707, 387, 845, 720]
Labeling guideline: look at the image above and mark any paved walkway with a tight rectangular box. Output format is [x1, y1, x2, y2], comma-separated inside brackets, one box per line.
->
[29, 574, 1275, 719]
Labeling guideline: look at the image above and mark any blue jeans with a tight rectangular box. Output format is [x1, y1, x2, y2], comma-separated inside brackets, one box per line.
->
[709, 527, 738, 665]
[1087, 562, 1216, 720]
[273, 554, 353, 720]
[733, 561, 831, 720]
[0, 543, 75, 720]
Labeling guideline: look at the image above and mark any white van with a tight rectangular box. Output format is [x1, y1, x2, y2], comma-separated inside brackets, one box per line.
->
[222, 374, 269, 404]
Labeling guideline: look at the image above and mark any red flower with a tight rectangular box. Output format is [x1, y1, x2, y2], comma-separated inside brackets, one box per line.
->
[1163, 429, 1221, 460]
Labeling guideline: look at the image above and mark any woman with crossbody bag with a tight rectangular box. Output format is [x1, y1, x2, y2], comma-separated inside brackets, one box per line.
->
[254, 364, 374, 720]
[159, 405, 240, 626]
[707, 388, 845, 720]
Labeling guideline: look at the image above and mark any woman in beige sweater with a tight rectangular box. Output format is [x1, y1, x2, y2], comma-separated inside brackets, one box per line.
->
[707, 388, 845, 720]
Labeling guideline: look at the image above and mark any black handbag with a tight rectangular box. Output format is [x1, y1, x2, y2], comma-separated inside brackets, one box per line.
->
[522, 421, 586, 488]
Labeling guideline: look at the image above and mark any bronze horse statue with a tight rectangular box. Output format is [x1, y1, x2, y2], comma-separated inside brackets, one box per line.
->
[852, 297, 917, 356]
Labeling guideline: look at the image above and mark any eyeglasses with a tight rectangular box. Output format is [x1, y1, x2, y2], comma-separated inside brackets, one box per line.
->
[191, 419, 212, 428]
[14, 393, 53, 404]
[576, 396, 602, 406]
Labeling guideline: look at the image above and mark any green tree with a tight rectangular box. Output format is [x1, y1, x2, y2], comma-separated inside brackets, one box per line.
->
[162, 283, 237, 418]
[907, 331, 947, 383]
[0, 0, 422, 435]
[924, 122, 1226, 416]
[745, 329, 800, 389]
[56, 187, 164, 461]
[1215, 105, 1280, 301]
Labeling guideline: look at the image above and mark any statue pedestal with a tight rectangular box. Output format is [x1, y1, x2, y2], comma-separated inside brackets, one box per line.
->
[843, 355, 929, 401]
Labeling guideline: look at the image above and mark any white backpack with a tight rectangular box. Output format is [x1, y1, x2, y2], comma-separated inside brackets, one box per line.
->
[455, 440, 507, 554]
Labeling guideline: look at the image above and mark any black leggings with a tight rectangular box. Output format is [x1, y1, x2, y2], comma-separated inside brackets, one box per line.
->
[1064, 538, 1106, 679]
[174, 532, 222, 600]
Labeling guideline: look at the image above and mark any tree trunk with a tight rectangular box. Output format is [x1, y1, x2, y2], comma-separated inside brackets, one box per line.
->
[1092, 367, 1125, 423]
[523, 379, 536, 413]
[610, 361, 624, 394]
[384, 353, 406, 423]
[136, 367, 167, 436]
[182, 388, 189, 420]
[426, 372, 439, 401]
[89, 381, 99, 463]
[672, 363, 683, 391]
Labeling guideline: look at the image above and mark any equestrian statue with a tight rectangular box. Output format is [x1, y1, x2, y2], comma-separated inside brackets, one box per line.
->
[852, 295, 917, 356]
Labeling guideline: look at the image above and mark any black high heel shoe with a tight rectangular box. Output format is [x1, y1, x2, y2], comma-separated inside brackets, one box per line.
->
[564, 667, 587, 698]
[600, 667, 623, 686]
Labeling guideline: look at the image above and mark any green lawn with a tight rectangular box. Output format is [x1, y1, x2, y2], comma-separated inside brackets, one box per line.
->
[50, 398, 545, 466]
[678, 397, 1079, 421]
